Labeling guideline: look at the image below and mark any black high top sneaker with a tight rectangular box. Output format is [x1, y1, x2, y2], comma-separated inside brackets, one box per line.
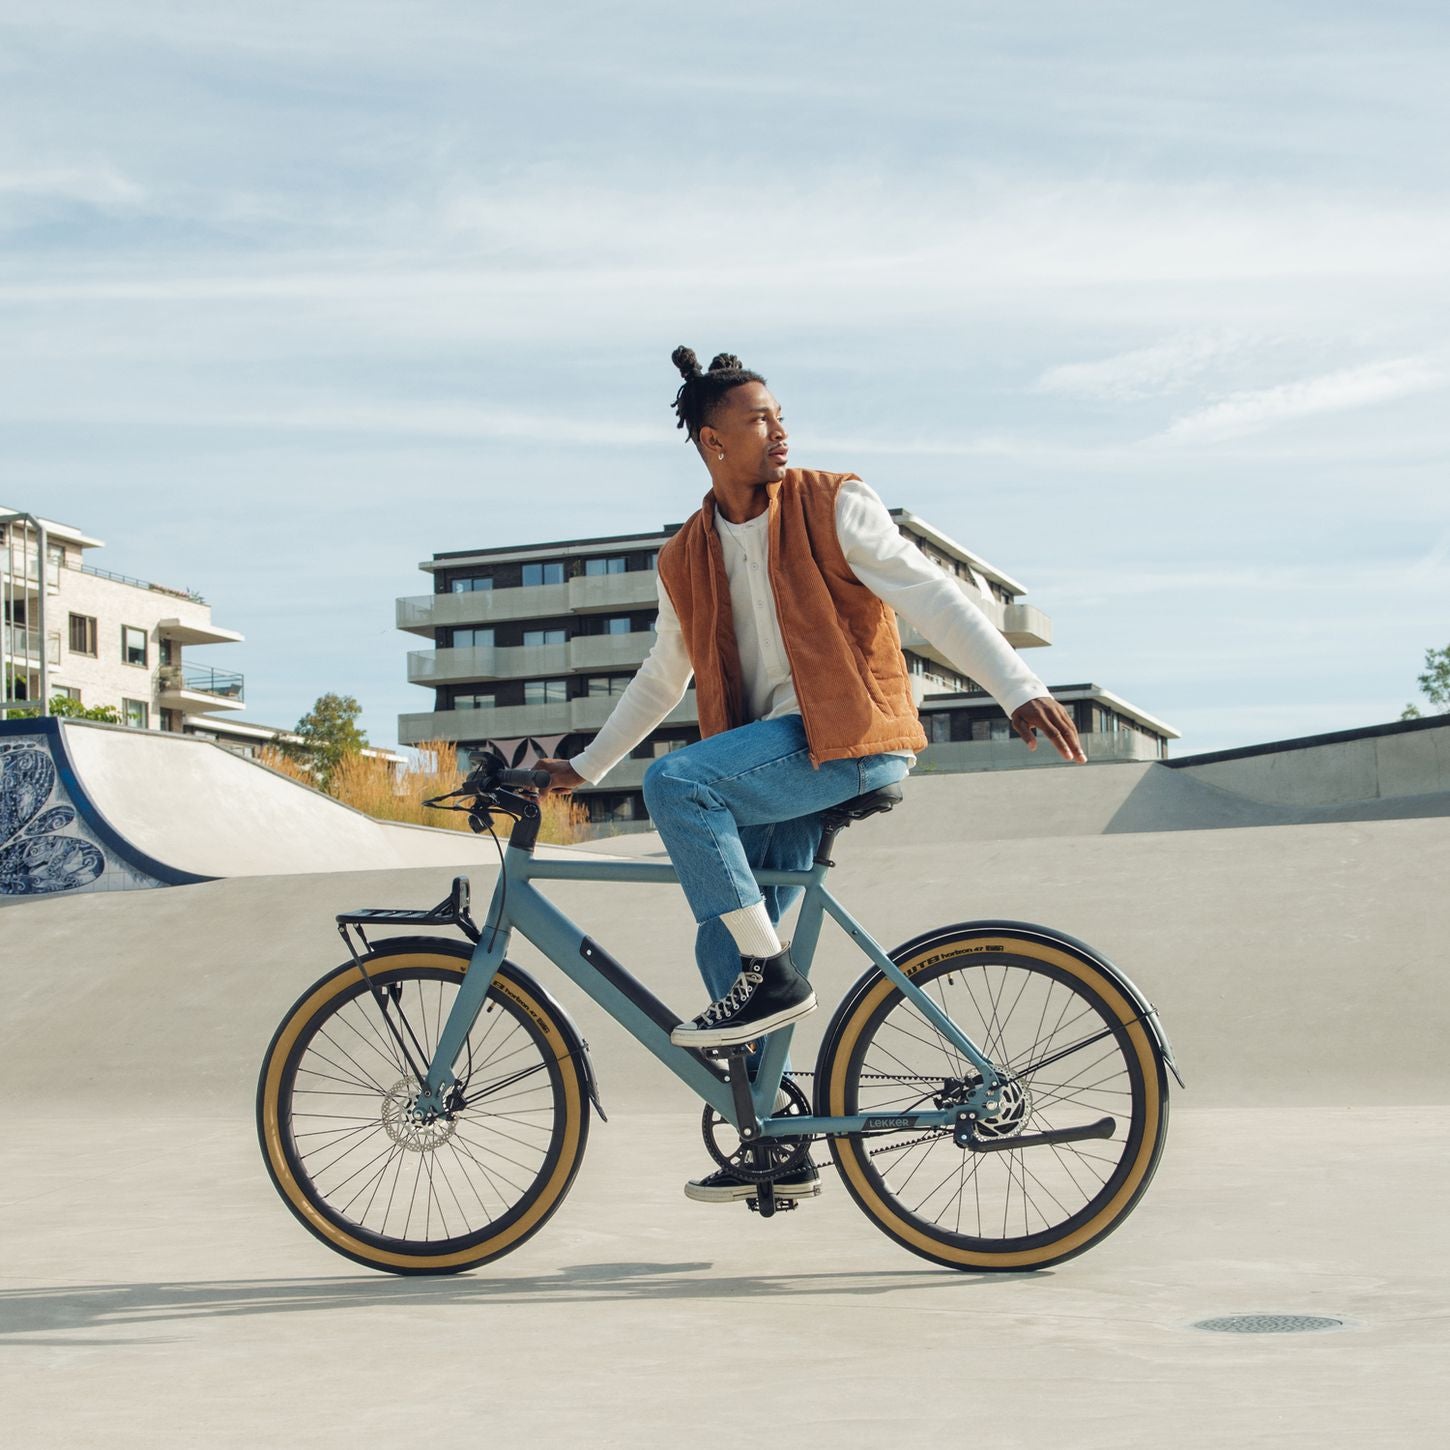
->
[669, 947, 816, 1049]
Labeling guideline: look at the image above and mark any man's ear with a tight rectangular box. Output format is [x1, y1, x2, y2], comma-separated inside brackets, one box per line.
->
[697, 425, 720, 457]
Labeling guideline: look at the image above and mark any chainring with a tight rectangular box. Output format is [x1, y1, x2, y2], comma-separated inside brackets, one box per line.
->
[701, 1076, 813, 1182]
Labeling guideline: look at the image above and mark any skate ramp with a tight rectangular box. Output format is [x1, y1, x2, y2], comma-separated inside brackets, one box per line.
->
[5, 773, 1447, 1112]
[1, 717, 531, 893]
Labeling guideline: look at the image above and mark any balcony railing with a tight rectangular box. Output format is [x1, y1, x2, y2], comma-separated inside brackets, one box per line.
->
[2, 623, 44, 658]
[73, 560, 205, 603]
[161, 664, 245, 701]
[397, 570, 659, 635]
[406, 630, 655, 685]
[398, 690, 698, 745]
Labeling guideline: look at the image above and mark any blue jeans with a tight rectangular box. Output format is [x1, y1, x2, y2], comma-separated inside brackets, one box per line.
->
[641, 714, 911, 1004]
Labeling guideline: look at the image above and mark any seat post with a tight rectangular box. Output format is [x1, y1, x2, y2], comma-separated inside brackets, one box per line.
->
[813, 823, 843, 869]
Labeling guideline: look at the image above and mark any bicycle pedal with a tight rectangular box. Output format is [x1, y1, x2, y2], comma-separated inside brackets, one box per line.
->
[745, 1195, 798, 1215]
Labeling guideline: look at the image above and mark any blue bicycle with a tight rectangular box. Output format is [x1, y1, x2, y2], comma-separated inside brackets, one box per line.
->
[257, 754, 1181, 1275]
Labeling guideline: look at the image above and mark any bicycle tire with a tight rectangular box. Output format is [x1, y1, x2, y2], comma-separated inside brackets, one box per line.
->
[257, 937, 589, 1275]
[816, 925, 1169, 1271]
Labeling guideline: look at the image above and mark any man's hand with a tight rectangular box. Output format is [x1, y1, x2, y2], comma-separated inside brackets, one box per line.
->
[535, 757, 587, 793]
[1010, 696, 1087, 764]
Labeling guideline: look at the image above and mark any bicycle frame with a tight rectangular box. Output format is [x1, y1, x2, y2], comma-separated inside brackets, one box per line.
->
[415, 843, 1004, 1140]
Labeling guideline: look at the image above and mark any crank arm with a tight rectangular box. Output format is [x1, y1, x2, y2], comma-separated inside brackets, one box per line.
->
[955, 1112, 1116, 1153]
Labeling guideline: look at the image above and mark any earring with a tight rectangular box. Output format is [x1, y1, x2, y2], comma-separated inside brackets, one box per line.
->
[717, 452, 725, 460]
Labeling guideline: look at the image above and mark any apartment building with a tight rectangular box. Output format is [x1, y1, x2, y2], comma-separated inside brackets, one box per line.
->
[397, 509, 1178, 823]
[2, 508, 244, 732]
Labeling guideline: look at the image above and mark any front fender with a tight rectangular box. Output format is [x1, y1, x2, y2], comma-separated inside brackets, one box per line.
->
[357, 936, 608, 1122]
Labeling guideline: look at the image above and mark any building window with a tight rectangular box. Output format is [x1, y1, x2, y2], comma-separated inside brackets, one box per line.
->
[584, 556, 627, 576]
[522, 561, 565, 587]
[927, 713, 951, 743]
[122, 625, 148, 667]
[123, 698, 149, 729]
[584, 675, 631, 697]
[160, 708, 180, 732]
[523, 628, 567, 646]
[450, 575, 493, 594]
[56, 684, 82, 704]
[452, 627, 494, 648]
[452, 692, 495, 710]
[524, 678, 568, 705]
[69, 613, 98, 656]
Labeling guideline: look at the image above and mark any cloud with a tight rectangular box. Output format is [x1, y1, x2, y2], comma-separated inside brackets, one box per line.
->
[0, 165, 146, 216]
[1155, 357, 1448, 443]
[1035, 333, 1260, 401]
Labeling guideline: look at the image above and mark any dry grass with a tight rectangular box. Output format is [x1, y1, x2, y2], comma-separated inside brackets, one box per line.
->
[262, 740, 592, 846]
[255, 745, 319, 790]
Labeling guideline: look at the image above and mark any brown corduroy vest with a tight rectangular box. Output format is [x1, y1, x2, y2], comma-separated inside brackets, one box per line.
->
[656, 468, 928, 767]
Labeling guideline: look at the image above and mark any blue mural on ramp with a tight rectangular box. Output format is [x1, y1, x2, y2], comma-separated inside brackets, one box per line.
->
[0, 742, 106, 895]
[0, 718, 206, 900]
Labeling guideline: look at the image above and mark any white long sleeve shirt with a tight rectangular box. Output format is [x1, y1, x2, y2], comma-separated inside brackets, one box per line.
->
[569, 480, 1049, 784]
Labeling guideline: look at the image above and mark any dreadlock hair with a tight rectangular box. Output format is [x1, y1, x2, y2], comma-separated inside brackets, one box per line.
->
[670, 345, 766, 444]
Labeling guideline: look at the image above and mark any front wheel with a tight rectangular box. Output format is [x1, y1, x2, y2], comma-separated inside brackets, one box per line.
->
[816, 926, 1169, 1271]
[257, 938, 590, 1275]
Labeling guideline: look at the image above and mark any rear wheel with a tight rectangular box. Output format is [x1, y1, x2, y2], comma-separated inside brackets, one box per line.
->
[818, 927, 1168, 1271]
[257, 940, 589, 1275]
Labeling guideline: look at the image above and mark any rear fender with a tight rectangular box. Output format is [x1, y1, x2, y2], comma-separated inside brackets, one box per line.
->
[814, 918, 1184, 1102]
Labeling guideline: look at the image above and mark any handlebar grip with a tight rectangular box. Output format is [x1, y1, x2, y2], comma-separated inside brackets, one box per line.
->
[498, 767, 552, 791]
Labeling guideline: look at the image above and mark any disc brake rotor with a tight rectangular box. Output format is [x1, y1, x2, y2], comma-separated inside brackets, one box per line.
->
[381, 1076, 459, 1152]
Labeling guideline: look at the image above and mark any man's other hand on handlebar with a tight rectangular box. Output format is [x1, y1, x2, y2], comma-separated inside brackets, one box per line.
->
[535, 759, 586, 794]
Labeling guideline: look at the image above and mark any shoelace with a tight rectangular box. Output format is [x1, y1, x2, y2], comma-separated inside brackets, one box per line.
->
[698, 968, 763, 1025]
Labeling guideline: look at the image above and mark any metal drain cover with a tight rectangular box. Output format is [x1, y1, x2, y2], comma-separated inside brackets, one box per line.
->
[1193, 1314, 1345, 1335]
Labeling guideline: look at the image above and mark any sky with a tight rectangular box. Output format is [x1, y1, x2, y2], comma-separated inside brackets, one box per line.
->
[5, 1, 1448, 755]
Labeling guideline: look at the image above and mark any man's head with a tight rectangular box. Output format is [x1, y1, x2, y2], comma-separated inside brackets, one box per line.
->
[670, 345, 789, 485]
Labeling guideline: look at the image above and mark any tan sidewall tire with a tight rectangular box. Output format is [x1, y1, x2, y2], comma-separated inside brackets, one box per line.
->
[257, 946, 587, 1275]
[823, 933, 1167, 1271]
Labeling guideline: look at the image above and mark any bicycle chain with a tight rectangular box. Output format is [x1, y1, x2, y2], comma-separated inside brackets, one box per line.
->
[784, 1072, 958, 1159]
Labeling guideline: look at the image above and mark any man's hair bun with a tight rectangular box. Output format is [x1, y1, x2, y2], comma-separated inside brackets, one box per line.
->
[668, 345, 766, 442]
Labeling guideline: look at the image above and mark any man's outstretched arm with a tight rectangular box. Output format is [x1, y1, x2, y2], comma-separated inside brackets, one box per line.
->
[837, 480, 1086, 764]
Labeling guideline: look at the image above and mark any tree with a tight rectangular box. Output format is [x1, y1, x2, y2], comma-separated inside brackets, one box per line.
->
[48, 696, 122, 722]
[282, 693, 368, 791]
[1402, 644, 1450, 720]
[2, 693, 121, 723]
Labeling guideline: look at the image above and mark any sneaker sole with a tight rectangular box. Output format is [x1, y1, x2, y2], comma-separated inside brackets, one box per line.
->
[669, 994, 817, 1049]
[684, 1178, 823, 1203]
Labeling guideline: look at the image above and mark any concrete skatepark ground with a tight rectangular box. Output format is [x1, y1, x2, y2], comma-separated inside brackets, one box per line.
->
[4, 719, 1449, 1447]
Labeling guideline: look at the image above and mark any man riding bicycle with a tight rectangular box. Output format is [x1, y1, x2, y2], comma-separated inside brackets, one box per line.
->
[538, 347, 1085, 1204]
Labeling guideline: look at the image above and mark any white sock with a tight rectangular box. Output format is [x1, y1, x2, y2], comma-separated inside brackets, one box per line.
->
[718, 901, 783, 960]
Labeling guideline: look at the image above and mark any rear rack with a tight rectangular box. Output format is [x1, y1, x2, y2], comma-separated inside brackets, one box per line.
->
[336, 875, 480, 956]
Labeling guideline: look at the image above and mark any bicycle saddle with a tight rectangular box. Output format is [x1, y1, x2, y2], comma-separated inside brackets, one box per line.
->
[821, 782, 903, 827]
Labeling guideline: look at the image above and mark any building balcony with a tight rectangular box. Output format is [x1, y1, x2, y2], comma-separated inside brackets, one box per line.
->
[397, 570, 659, 637]
[157, 617, 244, 647]
[898, 595, 1051, 671]
[917, 729, 1162, 772]
[2, 624, 61, 664]
[158, 664, 246, 714]
[1000, 603, 1051, 648]
[406, 630, 655, 686]
[0, 550, 62, 593]
[398, 690, 698, 746]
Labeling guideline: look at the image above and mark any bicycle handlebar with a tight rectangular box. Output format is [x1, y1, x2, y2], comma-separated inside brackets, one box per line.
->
[497, 765, 553, 792]
[463, 752, 550, 795]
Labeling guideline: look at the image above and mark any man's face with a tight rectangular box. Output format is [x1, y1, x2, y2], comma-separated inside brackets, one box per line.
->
[702, 382, 789, 482]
